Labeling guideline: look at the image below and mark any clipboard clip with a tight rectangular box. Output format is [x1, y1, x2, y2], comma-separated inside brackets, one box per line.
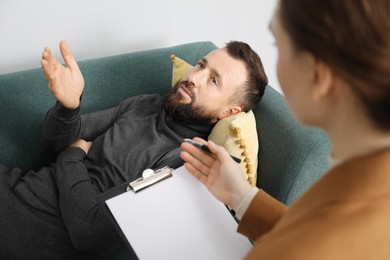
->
[127, 166, 173, 193]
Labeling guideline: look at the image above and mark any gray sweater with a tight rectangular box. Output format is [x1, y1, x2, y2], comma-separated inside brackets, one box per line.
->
[0, 94, 214, 259]
[43, 94, 214, 192]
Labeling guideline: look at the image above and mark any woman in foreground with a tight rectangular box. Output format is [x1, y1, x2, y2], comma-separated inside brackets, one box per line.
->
[181, 0, 390, 259]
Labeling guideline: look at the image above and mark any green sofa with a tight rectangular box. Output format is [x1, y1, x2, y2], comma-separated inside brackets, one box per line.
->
[0, 41, 331, 258]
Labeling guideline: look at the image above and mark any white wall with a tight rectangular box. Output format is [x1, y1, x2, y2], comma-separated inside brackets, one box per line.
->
[0, 0, 280, 92]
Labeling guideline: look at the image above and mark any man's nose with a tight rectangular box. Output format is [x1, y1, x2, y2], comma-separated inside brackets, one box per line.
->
[187, 70, 207, 88]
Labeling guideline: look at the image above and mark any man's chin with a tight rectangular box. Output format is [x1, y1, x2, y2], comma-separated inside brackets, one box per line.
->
[178, 99, 192, 105]
[173, 94, 192, 105]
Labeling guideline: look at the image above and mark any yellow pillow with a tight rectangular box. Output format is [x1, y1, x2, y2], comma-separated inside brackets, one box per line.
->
[208, 111, 258, 186]
[171, 54, 259, 186]
[170, 54, 193, 86]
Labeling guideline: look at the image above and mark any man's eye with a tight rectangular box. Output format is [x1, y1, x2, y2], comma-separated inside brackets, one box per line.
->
[211, 77, 217, 85]
[197, 62, 204, 69]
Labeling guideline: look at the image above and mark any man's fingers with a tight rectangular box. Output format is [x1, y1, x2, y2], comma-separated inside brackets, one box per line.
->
[41, 47, 60, 79]
[41, 47, 49, 60]
[59, 40, 79, 71]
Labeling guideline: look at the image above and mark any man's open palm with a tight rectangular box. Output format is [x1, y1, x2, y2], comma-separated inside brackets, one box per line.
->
[41, 41, 84, 109]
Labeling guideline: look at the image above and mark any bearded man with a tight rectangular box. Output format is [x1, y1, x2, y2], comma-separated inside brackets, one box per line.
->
[0, 40, 267, 259]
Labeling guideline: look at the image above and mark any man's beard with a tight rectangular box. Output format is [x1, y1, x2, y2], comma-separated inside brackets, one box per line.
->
[163, 81, 218, 124]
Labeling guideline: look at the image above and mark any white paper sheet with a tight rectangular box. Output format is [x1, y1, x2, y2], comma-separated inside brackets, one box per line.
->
[106, 166, 253, 260]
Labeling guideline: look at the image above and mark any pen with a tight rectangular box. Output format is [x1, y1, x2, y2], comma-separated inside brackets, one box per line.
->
[183, 138, 242, 164]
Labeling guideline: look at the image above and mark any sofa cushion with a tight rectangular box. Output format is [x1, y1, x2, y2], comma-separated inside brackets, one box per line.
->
[171, 54, 259, 185]
[208, 111, 258, 186]
[170, 54, 193, 86]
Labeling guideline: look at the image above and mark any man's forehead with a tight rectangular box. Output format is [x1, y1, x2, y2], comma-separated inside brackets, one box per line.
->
[202, 48, 247, 82]
[203, 48, 227, 61]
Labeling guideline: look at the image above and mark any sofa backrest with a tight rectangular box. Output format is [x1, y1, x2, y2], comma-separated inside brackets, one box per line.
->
[0, 41, 217, 171]
[0, 41, 330, 206]
[254, 87, 331, 205]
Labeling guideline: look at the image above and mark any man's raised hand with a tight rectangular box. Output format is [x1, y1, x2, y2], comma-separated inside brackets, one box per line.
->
[41, 41, 84, 109]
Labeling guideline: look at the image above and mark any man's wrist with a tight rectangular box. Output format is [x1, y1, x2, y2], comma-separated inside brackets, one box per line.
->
[57, 93, 83, 111]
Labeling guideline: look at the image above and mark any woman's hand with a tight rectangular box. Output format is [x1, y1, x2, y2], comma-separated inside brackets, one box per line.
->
[180, 137, 252, 210]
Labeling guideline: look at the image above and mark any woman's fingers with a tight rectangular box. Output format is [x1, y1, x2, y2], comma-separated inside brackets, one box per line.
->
[183, 162, 209, 183]
[206, 140, 233, 163]
[193, 137, 208, 145]
[181, 141, 215, 167]
[180, 149, 211, 175]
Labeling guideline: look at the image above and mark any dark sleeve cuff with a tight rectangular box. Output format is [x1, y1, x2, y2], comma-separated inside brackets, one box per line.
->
[56, 146, 87, 162]
[54, 101, 81, 118]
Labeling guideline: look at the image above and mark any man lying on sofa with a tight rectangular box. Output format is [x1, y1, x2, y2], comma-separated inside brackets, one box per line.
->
[0, 41, 268, 259]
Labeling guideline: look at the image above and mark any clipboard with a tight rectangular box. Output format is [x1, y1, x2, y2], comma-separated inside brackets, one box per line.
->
[104, 165, 253, 260]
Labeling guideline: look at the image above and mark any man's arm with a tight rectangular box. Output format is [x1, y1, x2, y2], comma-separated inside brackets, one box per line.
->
[54, 140, 122, 251]
[42, 102, 81, 153]
[40, 41, 84, 153]
[40, 41, 122, 153]
[42, 92, 139, 154]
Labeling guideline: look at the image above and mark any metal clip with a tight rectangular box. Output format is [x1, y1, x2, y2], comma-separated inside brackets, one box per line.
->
[127, 166, 173, 193]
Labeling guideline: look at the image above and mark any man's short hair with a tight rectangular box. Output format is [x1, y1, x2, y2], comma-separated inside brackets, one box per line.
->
[225, 41, 268, 111]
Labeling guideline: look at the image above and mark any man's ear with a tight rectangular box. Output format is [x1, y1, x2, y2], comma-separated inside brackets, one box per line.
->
[217, 106, 242, 120]
[310, 57, 335, 102]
